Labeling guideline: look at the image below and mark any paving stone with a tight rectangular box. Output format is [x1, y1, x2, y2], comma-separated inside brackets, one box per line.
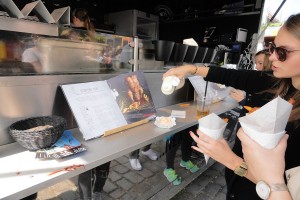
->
[120, 193, 137, 200]
[113, 164, 130, 174]
[152, 158, 167, 168]
[129, 182, 152, 195]
[116, 178, 134, 191]
[221, 185, 228, 194]
[109, 160, 119, 168]
[138, 156, 147, 163]
[214, 175, 226, 186]
[115, 156, 129, 164]
[102, 192, 113, 200]
[172, 189, 195, 200]
[37, 180, 78, 200]
[194, 175, 214, 188]
[203, 182, 222, 197]
[194, 192, 211, 200]
[178, 169, 192, 180]
[123, 171, 144, 184]
[59, 190, 79, 200]
[214, 191, 227, 200]
[203, 168, 220, 178]
[103, 180, 117, 193]
[147, 173, 166, 187]
[211, 162, 225, 172]
[185, 183, 204, 196]
[109, 188, 125, 199]
[143, 161, 163, 172]
[136, 167, 154, 178]
[137, 181, 165, 199]
[108, 171, 122, 182]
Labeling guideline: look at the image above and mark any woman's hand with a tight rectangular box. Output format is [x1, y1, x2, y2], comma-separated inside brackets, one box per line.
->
[230, 89, 246, 103]
[163, 65, 209, 80]
[190, 129, 243, 170]
[237, 128, 288, 184]
[163, 65, 194, 80]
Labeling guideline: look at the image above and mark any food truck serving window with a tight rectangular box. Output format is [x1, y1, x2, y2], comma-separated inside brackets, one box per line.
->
[0, 29, 134, 76]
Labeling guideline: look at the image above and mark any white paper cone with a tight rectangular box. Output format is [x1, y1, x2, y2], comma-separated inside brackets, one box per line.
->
[198, 113, 227, 164]
[240, 121, 285, 149]
[239, 97, 292, 149]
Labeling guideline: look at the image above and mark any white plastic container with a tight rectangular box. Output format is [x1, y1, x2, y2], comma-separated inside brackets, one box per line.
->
[161, 76, 185, 95]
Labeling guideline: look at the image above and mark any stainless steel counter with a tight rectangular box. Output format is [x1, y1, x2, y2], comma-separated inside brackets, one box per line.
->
[0, 99, 237, 200]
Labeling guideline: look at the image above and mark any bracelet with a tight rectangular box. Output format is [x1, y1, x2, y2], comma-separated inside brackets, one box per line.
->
[192, 66, 198, 75]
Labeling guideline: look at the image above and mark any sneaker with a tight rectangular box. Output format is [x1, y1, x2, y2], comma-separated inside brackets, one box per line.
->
[141, 149, 158, 160]
[180, 160, 200, 173]
[163, 168, 181, 185]
[92, 192, 102, 200]
[129, 158, 142, 170]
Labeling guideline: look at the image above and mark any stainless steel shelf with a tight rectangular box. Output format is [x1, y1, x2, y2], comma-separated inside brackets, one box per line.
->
[0, 16, 58, 36]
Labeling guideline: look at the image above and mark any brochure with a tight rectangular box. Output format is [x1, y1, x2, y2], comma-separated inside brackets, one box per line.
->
[36, 130, 87, 159]
[61, 71, 156, 140]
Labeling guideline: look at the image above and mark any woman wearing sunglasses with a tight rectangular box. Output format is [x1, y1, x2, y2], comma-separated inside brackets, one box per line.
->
[163, 13, 300, 200]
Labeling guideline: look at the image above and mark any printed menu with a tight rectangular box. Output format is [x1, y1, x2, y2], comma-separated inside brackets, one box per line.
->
[61, 71, 156, 140]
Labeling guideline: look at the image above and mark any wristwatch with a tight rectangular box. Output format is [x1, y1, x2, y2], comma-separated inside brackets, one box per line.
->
[256, 180, 288, 200]
[234, 161, 248, 177]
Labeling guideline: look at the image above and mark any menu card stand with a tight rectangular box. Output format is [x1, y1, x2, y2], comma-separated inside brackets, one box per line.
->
[61, 71, 156, 140]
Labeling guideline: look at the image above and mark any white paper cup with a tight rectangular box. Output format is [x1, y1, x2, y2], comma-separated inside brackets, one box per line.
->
[161, 76, 184, 95]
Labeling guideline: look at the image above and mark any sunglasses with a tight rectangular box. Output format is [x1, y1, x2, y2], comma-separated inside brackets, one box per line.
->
[269, 42, 300, 62]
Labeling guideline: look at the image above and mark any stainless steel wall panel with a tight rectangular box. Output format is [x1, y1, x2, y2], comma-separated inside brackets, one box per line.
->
[0, 74, 114, 146]
[0, 73, 194, 146]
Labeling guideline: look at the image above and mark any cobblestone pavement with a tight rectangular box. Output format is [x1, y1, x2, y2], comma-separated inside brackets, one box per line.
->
[171, 162, 227, 200]
[35, 108, 240, 200]
[37, 127, 236, 200]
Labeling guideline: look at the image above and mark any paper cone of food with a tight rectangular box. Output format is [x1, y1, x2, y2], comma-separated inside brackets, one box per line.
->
[239, 97, 292, 149]
[198, 113, 227, 164]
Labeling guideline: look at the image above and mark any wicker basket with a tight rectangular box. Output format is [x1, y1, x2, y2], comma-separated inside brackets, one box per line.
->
[9, 115, 67, 151]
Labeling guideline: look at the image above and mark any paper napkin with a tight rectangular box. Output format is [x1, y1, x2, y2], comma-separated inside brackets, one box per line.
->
[154, 116, 176, 128]
[239, 97, 292, 149]
[171, 110, 186, 118]
[198, 113, 228, 164]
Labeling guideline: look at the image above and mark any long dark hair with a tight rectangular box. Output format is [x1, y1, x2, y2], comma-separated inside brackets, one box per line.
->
[72, 8, 95, 39]
[270, 14, 300, 122]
